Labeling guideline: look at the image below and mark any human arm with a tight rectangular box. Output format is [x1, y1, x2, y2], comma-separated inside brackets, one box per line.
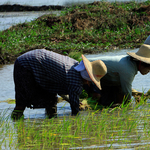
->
[69, 91, 80, 116]
[120, 75, 134, 104]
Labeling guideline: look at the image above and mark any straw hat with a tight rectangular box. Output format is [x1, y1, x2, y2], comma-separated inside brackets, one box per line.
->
[127, 44, 150, 64]
[82, 54, 107, 90]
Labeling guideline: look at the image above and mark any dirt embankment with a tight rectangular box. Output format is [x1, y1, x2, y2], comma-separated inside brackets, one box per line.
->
[1, 2, 150, 64]
[0, 4, 67, 12]
[39, 2, 150, 32]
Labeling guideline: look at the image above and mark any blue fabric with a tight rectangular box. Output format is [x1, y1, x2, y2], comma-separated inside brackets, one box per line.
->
[74, 60, 92, 81]
[74, 60, 85, 71]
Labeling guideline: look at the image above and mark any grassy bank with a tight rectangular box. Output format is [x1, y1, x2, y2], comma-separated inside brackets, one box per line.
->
[1, 99, 150, 149]
[1, 1, 150, 64]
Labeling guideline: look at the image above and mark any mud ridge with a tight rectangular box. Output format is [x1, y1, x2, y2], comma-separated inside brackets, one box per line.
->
[0, 4, 68, 12]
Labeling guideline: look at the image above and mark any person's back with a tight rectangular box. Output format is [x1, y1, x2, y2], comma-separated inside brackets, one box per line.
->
[17, 49, 82, 94]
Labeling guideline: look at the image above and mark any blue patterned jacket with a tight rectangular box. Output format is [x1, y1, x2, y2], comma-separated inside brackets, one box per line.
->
[17, 49, 83, 114]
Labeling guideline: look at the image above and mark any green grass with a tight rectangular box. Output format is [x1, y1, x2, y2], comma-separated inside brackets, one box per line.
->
[1, 1, 150, 63]
[1, 97, 150, 149]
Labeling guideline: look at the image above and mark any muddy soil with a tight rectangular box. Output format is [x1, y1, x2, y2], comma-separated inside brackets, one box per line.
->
[39, 2, 150, 32]
[0, 4, 67, 12]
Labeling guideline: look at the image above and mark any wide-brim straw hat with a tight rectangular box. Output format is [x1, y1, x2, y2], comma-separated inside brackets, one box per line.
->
[127, 44, 150, 64]
[82, 54, 107, 90]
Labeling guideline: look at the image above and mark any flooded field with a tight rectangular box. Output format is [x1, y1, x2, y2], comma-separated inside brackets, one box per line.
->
[0, 2, 150, 148]
[1, 101, 150, 149]
[1, 21, 150, 148]
[1, 39, 150, 149]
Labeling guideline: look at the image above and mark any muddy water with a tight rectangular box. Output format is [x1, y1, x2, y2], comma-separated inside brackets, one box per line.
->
[0, 48, 150, 120]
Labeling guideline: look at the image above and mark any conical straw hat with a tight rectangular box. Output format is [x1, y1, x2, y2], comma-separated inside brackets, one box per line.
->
[82, 54, 107, 90]
[127, 44, 150, 64]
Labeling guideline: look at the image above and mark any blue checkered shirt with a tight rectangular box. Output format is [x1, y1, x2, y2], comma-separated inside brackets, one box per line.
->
[17, 49, 83, 114]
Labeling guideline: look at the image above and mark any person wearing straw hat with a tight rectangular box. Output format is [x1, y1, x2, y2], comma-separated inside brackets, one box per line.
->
[85, 37, 150, 106]
[11, 49, 107, 119]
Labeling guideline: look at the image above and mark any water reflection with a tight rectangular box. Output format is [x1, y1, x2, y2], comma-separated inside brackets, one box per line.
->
[0, 101, 71, 119]
[23, 101, 71, 119]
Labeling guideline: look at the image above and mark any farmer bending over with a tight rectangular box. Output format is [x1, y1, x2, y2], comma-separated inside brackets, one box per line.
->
[11, 49, 107, 119]
[85, 40, 150, 106]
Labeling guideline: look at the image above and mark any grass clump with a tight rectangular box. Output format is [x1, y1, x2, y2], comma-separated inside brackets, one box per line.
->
[68, 51, 82, 62]
[1, 1, 150, 64]
[0, 99, 15, 104]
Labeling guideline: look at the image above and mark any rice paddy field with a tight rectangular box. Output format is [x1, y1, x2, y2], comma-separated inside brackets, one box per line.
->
[1, 98, 150, 149]
[1, 1, 150, 149]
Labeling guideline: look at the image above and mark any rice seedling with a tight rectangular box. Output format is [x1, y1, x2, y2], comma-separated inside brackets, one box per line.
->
[0, 95, 150, 149]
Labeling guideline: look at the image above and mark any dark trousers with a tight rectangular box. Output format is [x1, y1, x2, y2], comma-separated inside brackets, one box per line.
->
[14, 60, 57, 109]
